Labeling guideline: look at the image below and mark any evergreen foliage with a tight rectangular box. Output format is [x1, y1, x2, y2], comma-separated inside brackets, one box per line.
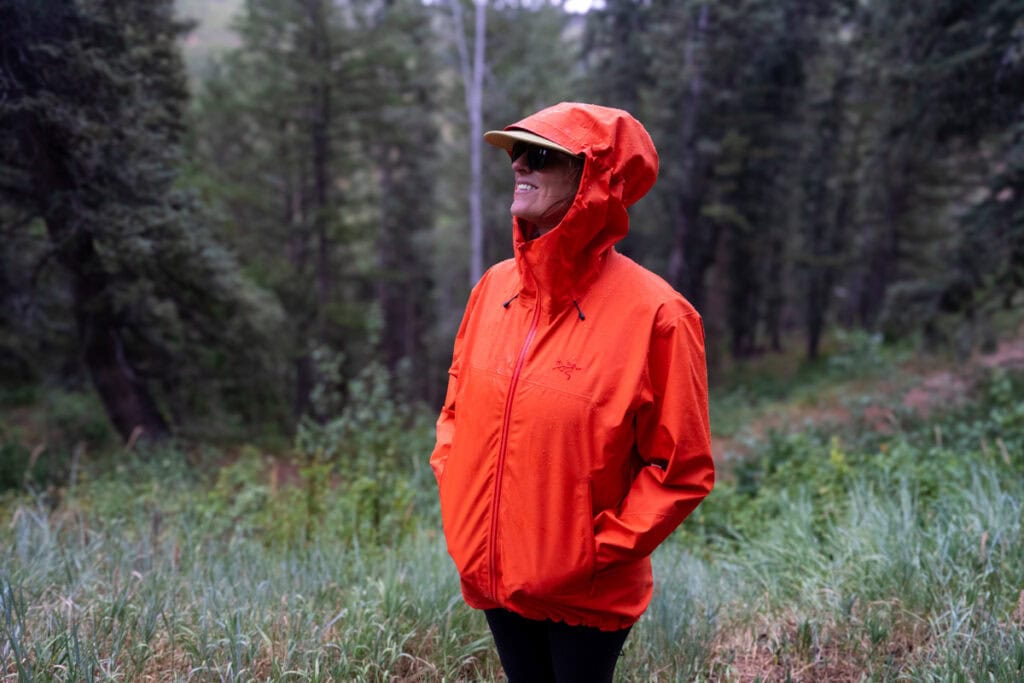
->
[0, 0, 1022, 437]
[0, 0, 287, 441]
[192, 0, 441, 415]
[584, 0, 1024, 369]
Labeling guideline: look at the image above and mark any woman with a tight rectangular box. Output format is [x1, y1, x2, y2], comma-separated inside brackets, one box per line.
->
[430, 102, 714, 682]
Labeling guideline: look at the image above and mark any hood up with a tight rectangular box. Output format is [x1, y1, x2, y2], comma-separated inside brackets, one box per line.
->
[498, 102, 659, 311]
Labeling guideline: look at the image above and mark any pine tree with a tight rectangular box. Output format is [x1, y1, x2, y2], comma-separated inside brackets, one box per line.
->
[0, 0, 287, 440]
[193, 0, 445, 409]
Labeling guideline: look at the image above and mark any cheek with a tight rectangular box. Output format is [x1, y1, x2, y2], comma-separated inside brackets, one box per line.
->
[559, 167, 582, 197]
[555, 177, 579, 202]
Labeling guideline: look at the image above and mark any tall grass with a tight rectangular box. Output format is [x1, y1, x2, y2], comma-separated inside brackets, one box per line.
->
[633, 463, 1024, 681]
[4, 458, 1021, 680]
[2, 492, 498, 681]
[2, 368, 1023, 680]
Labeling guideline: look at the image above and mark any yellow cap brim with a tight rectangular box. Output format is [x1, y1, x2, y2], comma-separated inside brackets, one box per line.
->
[483, 129, 577, 157]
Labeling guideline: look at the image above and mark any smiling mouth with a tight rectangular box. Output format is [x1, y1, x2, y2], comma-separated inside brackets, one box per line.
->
[516, 183, 536, 192]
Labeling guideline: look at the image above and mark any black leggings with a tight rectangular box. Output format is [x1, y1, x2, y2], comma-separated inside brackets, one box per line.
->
[484, 608, 632, 683]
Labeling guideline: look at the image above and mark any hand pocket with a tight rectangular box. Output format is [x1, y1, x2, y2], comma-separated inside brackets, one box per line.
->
[502, 479, 596, 599]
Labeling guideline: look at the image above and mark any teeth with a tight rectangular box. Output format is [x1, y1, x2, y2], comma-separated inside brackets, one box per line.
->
[516, 183, 535, 191]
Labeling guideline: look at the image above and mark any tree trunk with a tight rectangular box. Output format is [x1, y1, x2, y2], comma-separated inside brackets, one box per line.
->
[803, 48, 853, 360]
[18, 108, 171, 443]
[666, 4, 714, 312]
[377, 154, 416, 370]
[46, 204, 170, 442]
[306, 0, 333, 326]
[765, 229, 785, 352]
[449, 0, 487, 286]
[857, 157, 906, 327]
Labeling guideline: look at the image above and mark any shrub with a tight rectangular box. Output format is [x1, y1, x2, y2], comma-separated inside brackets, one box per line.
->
[296, 361, 435, 548]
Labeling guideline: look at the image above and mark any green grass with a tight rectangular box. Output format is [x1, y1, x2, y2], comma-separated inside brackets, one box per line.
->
[3, 458, 1021, 680]
[2, 494, 497, 680]
[709, 328, 914, 439]
[2, 363, 1024, 680]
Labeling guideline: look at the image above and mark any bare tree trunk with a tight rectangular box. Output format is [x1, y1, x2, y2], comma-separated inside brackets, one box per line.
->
[666, 3, 714, 310]
[284, 128, 313, 419]
[288, 0, 335, 421]
[306, 0, 333, 326]
[858, 156, 906, 327]
[378, 157, 406, 367]
[448, 0, 487, 285]
[804, 68, 852, 361]
[765, 229, 786, 352]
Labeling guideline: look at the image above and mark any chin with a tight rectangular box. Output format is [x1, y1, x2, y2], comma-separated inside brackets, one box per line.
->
[511, 210, 538, 224]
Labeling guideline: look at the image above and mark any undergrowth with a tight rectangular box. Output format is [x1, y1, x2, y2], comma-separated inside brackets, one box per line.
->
[1, 359, 1023, 680]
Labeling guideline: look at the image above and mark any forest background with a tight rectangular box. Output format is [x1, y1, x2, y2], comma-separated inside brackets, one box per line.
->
[2, 0, 1024, 680]
[2, 0, 1022, 440]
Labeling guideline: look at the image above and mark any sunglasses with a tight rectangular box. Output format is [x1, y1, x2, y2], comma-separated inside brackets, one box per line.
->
[511, 142, 554, 171]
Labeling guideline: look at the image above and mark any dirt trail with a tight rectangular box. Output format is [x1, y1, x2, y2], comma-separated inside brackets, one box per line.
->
[713, 335, 1024, 463]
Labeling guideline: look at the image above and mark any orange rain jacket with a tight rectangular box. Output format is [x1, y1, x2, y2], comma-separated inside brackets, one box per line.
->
[430, 103, 714, 631]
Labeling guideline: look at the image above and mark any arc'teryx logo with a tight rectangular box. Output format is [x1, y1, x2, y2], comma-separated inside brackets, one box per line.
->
[554, 360, 583, 380]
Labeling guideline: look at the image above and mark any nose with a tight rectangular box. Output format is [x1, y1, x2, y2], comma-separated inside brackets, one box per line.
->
[511, 151, 530, 173]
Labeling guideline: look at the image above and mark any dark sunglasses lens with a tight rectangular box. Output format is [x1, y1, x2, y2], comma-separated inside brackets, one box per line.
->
[511, 142, 528, 162]
[528, 146, 549, 170]
[511, 142, 549, 170]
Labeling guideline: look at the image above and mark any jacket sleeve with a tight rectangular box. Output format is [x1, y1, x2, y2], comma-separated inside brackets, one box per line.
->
[593, 305, 715, 569]
[429, 368, 458, 487]
[428, 282, 482, 487]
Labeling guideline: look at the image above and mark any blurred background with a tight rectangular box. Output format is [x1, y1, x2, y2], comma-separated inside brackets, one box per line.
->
[1, 0, 1021, 445]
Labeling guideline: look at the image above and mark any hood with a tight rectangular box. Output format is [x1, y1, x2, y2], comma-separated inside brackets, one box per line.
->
[499, 102, 659, 312]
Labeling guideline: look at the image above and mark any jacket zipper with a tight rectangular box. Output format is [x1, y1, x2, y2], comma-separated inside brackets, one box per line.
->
[489, 300, 541, 601]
